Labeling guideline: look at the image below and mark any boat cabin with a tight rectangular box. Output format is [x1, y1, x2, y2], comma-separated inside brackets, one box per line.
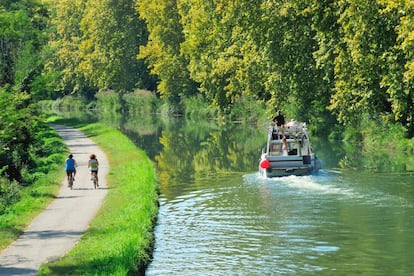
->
[267, 120, 312, 157]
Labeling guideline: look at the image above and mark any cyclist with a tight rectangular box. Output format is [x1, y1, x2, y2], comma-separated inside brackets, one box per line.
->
[65, 154, 77, 187]
[88, 153, 99, 186]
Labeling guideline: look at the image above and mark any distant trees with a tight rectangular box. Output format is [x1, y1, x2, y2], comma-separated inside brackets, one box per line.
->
[49, 0, 154, 96]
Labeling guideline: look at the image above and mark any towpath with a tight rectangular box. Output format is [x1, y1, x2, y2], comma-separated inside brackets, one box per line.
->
[0, 125, 109, 275]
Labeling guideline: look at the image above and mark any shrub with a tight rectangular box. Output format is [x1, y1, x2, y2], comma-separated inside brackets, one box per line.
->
[182, 94, 217, 121]
[229, 95, 266, 123]
[0, 178, 21, 215]
[95, 90, 123, 112]
[123, 89, 159, 115]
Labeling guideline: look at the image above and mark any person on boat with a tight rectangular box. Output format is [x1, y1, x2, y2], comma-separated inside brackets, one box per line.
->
[282, 137, 289, 156]
[272, 110, 285, 139]
[273, 110, 285, 127]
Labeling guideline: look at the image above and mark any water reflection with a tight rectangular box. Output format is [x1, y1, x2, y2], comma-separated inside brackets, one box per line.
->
[122, 118, 268, 200]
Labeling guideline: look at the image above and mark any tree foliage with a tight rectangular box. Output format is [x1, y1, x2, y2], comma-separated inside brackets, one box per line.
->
[48, 0, 89, 94]
[3, 0, 414, 136]
[49, 0, 154, 95]
[0, 89, 39, 181]
[178, 0, 266, 113]
[0, 0, 64, 187]
[380, 0, 414, 135]
[137, 0, 197, 106]
[0, 0, 48, 87]
[136, 0, 414, 134]
[329, 1, 396, 126]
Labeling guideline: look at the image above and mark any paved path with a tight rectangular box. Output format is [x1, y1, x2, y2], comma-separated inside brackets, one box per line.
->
[0, 125, 109, 275]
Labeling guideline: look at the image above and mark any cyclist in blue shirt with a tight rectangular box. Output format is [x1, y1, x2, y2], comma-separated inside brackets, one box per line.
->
[65, 154, 77, 186]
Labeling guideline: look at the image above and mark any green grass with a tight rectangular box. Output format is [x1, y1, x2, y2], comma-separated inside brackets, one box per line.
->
[32, 119, 158, 275]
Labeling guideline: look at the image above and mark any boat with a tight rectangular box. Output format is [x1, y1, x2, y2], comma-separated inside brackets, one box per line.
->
[259, 120, 321, 177]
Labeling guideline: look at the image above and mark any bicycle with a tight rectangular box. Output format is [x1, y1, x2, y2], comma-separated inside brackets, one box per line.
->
[91, 171, 98, 189]
[68, 173, 74, 190]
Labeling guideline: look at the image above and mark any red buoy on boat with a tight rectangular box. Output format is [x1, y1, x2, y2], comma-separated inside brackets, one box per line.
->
[260, 159, 270, 169]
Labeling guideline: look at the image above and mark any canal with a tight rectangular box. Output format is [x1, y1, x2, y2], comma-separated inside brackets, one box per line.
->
[116, 116, 414, 275]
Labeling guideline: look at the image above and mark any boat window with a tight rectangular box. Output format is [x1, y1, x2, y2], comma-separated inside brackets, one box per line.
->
[288, 142, 299, 155]
[288, 148, 298, 155]
[269, 143, 282, 156]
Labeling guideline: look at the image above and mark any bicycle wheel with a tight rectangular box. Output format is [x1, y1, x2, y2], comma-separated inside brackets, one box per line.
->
[69, 176, 73, 189]
[92, 175, 98, 189]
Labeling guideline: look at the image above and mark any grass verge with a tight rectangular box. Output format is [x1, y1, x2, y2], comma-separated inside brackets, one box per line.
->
[36, 118, 159, 275]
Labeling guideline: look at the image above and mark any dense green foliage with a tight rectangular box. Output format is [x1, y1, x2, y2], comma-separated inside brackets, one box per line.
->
[0, 0, 65, 218]
[0, 88, 64, 185]
[0, 0, 52, 185]
[3, 0, 414, 134]
[48, 0, 155, 95]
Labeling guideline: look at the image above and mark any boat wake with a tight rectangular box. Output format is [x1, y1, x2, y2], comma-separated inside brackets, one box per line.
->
[245, 170, 414, 208]
[245, 171, 354, 197]
[279, 175, 350, 195]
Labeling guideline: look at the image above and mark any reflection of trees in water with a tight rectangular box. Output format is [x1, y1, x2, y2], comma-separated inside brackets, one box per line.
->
[311, 136, 345, 169]
[358, 145, 413, 173]
[335, 141, 412, 173]
[193, 124, 266, 177]
[154, 121, 267, 190]
[309, 133, 413, 173]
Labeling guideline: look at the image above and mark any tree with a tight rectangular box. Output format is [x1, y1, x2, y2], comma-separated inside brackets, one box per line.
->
[48, 0, 90, 94]
[179, 0, 267, 114]
[329, 1, 396, 126]
[309, 0, 340, 129]
[49, 0, 153, 96]
[380, 0, 414, 136]
[79, 0, 152, 91]
[259, 1, 327, 122]
[137, 0, 197, 106]
[0, 0, 48, 88]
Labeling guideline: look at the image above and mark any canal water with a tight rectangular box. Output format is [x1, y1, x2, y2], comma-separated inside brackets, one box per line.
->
[146, 172, 414, 275]
[115, 116, 414, 275]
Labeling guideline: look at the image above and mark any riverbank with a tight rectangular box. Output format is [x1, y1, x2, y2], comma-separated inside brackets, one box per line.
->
[39, 119, 158, 275]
